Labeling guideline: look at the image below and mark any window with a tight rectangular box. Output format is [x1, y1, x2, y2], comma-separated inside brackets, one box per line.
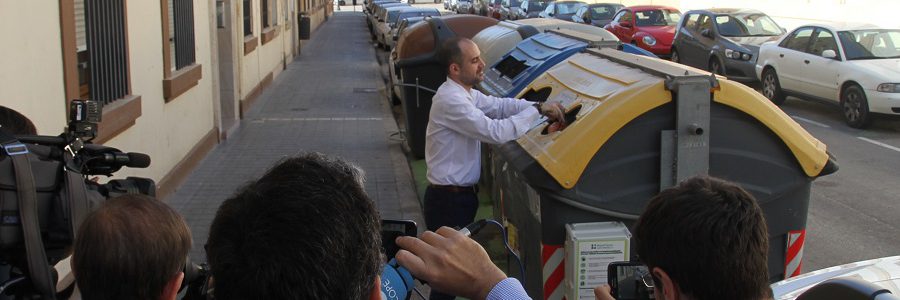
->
[161, 0, 201, 101]
[683, 13, 700, 30]
[165, 0, 197, 72]
[63, 0, 141, 143]
[697, 15, 712, 33]
[73, 0, 130, 104]
[782, 27, 814, 52]
[809, 29, 838, 56]
[243, 0, 253, 37]
[589, 5, 616, 20]
[262, 0, 277, 28]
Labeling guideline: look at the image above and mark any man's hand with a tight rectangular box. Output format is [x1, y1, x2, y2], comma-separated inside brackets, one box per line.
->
[594, 284, 615, 300]
[539, 102, 566, 126]
[395, 227, 508, 300]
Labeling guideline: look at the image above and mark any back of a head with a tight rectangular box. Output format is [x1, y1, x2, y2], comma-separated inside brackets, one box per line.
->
[72, 194, 192, 300]
[206, 153, 382, 300]
[635, 176, 769, 300]
[0, 106, 37, 135]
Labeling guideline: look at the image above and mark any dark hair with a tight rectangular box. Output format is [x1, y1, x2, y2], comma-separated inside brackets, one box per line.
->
[0, 106, 37, 135]
[635, 176, 769, 300]
[72, 194, 192, 300]
[438, 37, 468, 71]
[206, 152, 383, 300]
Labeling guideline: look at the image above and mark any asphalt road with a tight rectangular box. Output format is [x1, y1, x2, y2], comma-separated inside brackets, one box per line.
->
[776, 97, 900, 274]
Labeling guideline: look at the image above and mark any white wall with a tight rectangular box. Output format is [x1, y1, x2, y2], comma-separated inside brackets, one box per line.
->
[97, 0, 217, 183]
[0, 1, 68, 135]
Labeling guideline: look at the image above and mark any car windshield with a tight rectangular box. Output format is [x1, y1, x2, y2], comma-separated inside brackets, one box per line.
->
[509, 0, 520, 7]
[527, 1, 547, 10]
[838, 29, 900, 60]
[589, 5, 618, 20]
[556, 2, 582, 14]
[714, 13, 783, 37]
[387, 10, 405, 24]
[635, 9, 680, 27]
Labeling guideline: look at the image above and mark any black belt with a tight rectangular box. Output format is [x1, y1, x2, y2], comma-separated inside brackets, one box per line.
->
[429, 184, 478, 193]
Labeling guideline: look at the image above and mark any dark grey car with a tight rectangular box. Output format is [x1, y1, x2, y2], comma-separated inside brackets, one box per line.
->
[671, 8, 785, 82]
[572, 3, 623, 27]
[498, 0, 521, 20]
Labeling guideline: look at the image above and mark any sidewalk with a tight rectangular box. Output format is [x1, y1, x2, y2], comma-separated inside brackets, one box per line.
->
[164, 11, 423, 261]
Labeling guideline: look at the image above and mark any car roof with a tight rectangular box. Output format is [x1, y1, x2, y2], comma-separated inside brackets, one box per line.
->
[585, 3, 622, 7]
[685, 8, 765, 15]
[799, 21, 882, 32]
[626, 5, 679, 11]
[398, 8, 439, 12]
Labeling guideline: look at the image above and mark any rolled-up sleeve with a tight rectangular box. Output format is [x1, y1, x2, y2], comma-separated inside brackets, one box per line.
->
[432, 95, 539, 144]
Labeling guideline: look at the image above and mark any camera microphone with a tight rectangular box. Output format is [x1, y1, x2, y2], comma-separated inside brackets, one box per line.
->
[97, 152, 151, 168]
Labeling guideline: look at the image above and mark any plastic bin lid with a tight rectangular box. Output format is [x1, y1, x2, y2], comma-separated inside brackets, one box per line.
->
[515, 48, 831, 189]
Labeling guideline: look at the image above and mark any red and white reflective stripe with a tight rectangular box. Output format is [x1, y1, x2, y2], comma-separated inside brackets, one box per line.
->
[541, 244, 565, 300]
[785, 230, 805, 278]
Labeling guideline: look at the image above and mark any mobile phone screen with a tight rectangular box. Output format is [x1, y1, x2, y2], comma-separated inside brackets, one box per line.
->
[381, 220, 417, 261]
[610, 263, 654, 300]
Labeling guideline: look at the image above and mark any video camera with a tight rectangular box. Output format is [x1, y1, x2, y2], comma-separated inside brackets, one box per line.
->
[0, 100, 155, 299]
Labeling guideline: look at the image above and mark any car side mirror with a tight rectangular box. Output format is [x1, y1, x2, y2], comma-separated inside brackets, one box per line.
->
[620, 21, 631, 27]
[701, 28, 712, 38]
[822, 49, 837, 59]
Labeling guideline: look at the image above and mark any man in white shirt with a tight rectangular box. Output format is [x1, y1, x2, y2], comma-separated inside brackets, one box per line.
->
[423, 36, 564, 299]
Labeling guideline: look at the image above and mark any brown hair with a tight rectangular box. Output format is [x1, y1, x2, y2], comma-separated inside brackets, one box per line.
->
[635, 176, 770, 300]
[72, 194, 192, 300]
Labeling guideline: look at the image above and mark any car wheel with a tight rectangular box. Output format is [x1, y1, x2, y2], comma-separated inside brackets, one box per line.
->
[761, 68, 786, 105]
[842, 84, 873, 128]
[671, 48, 680, 63]
[709, 58, 724, 75]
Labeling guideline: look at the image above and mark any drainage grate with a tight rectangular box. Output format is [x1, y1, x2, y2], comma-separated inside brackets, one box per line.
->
[353, 87, 378, 93]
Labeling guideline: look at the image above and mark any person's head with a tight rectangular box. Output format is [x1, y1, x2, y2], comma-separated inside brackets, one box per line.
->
[205, 152, 383, 300]
[635, 176, 769, 300]
[0, 106, 36, 135]
[72, 194, 192, 300]
[439, 37, 485, 88]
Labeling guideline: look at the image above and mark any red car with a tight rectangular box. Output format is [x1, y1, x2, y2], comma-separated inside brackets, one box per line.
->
[604, 5, 682, 57]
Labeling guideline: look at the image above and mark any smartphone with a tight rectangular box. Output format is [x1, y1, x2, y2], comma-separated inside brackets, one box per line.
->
[608, 261, 655, 300]
[381, 219, 417, 261]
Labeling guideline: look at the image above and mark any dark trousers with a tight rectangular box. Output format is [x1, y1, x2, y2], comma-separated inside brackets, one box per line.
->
[423, 185, 479, 300]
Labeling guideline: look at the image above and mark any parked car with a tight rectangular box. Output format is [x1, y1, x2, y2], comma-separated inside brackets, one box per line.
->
[771, 256, 900, 299]
[572, 3, 623, 27]
[487, 0, 504, 19]
[384, 9, 441, 49]
[605, 5, 681, 57]
[473, 0, 494, 16]
[538, 0, 585, 21]
[756, 23, 900, 128]
[370, 4, 411, 39]
[456, 0, 474, 14]
[671, 8, 785, 82]
[514, 0, 548, 19]
[498, 0, 522, 20]
[390, 17, 429, 104]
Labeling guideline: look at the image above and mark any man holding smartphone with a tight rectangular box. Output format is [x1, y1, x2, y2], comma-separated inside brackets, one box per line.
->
[595, 176, 772, 300]
[397, 176, 772, 300]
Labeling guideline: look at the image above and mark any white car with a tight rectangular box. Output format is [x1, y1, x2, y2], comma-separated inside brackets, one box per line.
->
[771, 256, 900, 299]
[755, 22, 900, 128]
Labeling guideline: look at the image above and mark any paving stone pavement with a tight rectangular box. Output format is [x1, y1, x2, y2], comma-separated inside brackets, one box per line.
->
[164, 11, 423, 261]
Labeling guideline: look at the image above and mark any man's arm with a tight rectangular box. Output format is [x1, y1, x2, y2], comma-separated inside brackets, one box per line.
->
[433, 94, 539, 144]
[472, 90, 533, 120]
[395, 227, 531, 300]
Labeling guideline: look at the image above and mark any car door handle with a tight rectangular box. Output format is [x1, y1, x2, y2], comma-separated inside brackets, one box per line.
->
[804, 60, 810, 64]
[779, 54, 784, 58]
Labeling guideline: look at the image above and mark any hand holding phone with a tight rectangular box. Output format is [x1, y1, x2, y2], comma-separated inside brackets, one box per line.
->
[381, 219, 417, 261]
[608, 261, 655, 300]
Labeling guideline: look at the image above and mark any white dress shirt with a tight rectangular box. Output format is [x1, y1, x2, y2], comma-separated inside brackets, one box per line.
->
[425, 78, 540, 186]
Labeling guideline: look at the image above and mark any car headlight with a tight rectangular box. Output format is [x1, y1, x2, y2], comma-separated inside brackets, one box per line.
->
[725, 49, 752, 61]
[642, 36, 656, 46]
[877, 83, 900, 93]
